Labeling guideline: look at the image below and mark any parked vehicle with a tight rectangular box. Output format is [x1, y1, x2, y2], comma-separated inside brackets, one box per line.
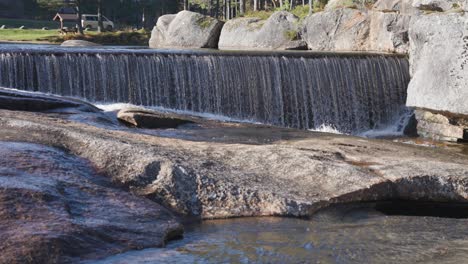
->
[81, 14, 114, 31]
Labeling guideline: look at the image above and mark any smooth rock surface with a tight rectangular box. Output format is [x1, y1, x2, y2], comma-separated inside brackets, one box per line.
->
[61, 40, 101, 47]
[218, 11, 307, 50]
[1, 103, 468, 220]
[302, 8, 410, 53]
[117, 107, 195, 129]
[0, 141, 182, 263]
[149, 11, 224, 49]
[0, 88, 101, 113]
[406, 13, 468, 116]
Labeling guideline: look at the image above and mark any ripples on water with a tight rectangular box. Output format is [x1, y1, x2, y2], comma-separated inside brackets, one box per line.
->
[93, 204, 468, 264]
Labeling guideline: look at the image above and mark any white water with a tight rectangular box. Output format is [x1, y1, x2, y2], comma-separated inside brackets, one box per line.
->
[0, 46, 410, 135]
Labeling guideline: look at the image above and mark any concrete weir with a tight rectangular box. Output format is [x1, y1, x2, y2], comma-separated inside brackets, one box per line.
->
[0, 46, 409, 134]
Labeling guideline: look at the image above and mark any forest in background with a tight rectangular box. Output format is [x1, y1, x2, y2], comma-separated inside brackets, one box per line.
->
[20, 0, 329, 28]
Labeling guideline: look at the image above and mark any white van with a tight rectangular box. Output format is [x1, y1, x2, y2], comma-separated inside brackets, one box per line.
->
[82, 14, 114, 31]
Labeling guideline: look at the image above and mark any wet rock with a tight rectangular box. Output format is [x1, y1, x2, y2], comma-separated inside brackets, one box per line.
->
[149, 11, 224, 49]
[1, 109, 468, 220]
[301, 8, 410, 53]
[218, 11, 307, 50]
[0, 141, 182, 263]
[414, 110, 465, 142]
[0, 87, 101, 113]
[117, 108, 195, 129]
[403, 113, 418, 137]
[406, 13, 468, 118]
[61, 40, 101, 47]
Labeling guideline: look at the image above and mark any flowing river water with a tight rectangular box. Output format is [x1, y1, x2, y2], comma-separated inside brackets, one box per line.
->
[93, 205, 468, 264]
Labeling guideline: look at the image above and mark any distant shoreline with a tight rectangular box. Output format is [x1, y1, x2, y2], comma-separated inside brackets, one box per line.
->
[0, 40, 55, 44]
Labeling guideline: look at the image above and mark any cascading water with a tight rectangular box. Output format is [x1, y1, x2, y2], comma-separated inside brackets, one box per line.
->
[0, 47, 410, 134]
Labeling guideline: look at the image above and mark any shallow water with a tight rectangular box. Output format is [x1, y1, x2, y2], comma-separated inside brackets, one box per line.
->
[394, 138, 468, 158]
[93, 204, 468, 264]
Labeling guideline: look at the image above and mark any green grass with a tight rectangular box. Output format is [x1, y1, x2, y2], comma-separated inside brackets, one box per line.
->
[0, 29, 58, 41]
[0, 18, 149, 45]
[244, 10, 274, 20]
[290, 5, 311, 20]
[0, 28, 150, 46]
[0, 18, 67, 29]
[284, 29, 299, 41]
[197, 17, 213, 29]
[56, 30, 151, 46]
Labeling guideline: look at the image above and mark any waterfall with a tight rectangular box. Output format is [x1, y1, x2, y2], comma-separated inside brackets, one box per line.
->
[0, 48, 410, 134]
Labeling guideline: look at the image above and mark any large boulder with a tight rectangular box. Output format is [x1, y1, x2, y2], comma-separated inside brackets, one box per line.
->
[149, 11, 224, 49]
[301, 8, 410, 53]
[218, 11, 307, 50]
[117, 107, 195, 129]
[406, 13, 468, 116]
[61, 40, 101, 47]
[414, 110, 464, 142]
[302, 9, 370, 52]
[149, 14, 176, 48]
[368, 11, 411, 54]
[373, 0, 417, 14]
[325, 0, 378, 10]
[406, 13, 468, 140]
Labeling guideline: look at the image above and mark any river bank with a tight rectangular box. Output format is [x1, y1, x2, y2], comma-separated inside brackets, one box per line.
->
[0, 28, 150, 46]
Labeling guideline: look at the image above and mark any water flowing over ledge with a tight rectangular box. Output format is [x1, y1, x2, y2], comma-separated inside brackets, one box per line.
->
[0, 46, 410, 134]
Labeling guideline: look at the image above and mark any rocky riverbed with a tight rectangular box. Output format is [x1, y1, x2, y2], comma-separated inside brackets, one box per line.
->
[1, 89, 468, 262]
